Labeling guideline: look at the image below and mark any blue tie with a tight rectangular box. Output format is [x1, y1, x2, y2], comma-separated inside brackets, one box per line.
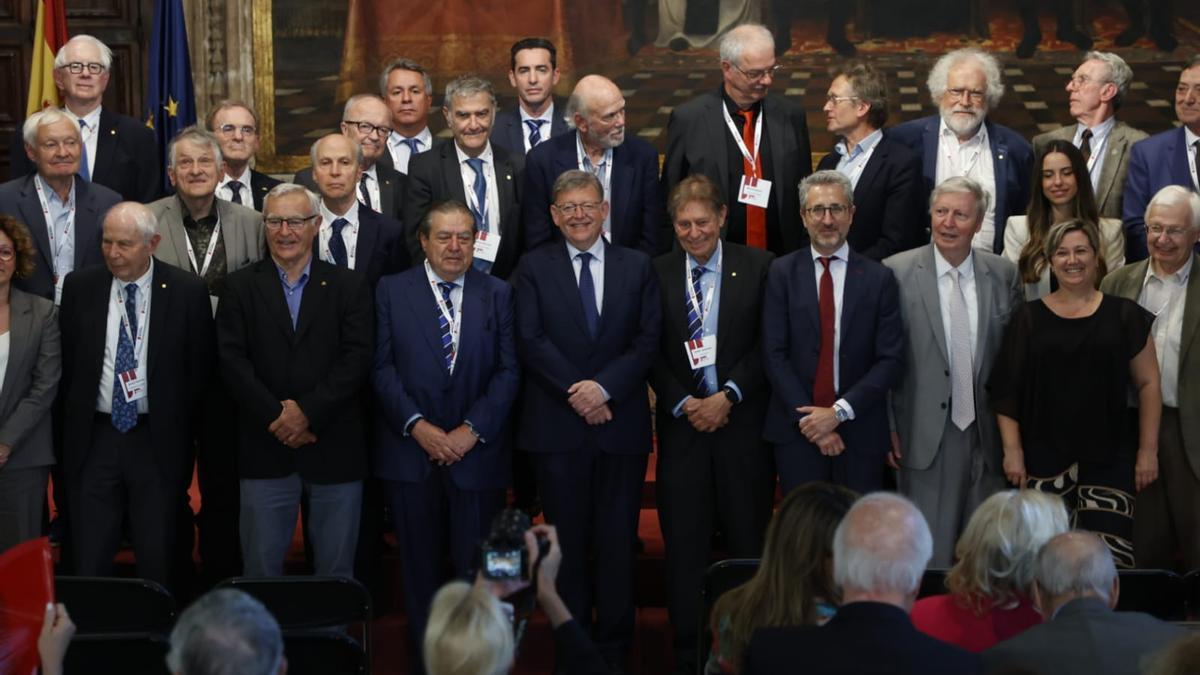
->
[77, 118, 91, 181]
[465, 157, 488, 233]
[358, 174, 373, 211]
[402, 137, 422, 155]
[227, 180, 244, 205]
[524, 119, 546, 147]
[438, 281, 456, 373]
[577, 252, 599, 339]
[329, 218, 349, 267]
[111, 283, 139, 432]
[687, 266, 710, 396]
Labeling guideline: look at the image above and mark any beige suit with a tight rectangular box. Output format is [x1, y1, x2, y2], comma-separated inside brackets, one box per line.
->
[1033, 121, 1149, 221]
[1003, 216, 1125, 300]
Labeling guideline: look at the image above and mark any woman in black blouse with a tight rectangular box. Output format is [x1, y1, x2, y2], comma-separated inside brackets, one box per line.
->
[988, 220, 1160, 568]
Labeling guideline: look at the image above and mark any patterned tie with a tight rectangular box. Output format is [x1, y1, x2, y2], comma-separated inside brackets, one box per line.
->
[948, 269, 976, 429]
[329, 218, 349, 267]
[358, 174, 373, 211]
[736, 109, 766, 249]
[687, 265, 710, 396]
[813, 256, 837, 407]
[577, 252, 599, 338]
[465, 157, 488, 232]
[438, 281, 456, 373]
[1079, 129, 1093, 164]
[227, 180, 244, 205]
[77, 118, 91, 181]
[111, 283, 139, 432]
[525, 119, 547, 148]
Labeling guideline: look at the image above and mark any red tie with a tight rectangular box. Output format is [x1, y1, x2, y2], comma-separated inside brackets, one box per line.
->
[737, 109, 766, 249]
[814, 256, 837, 407]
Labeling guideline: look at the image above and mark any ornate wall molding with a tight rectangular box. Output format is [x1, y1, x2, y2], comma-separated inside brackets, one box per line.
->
[183, 0, 255, 124]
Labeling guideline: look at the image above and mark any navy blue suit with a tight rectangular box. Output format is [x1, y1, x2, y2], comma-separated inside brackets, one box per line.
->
[1122, 127, 1199, 262]
[762, 248, 904, 493]
[889, 116, 1033, 254]
[521, 132, 664, 256]
[313, 203, 409, 290]
[491, 100, 569, 156]
[514, 240, 661, 662]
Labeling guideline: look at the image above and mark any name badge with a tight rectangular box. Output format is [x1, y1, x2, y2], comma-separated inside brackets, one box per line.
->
[119, 369, 148, 403]
[738, 176, 772, 208]
[685, 336, 717, 370]
[474, 231, 501, 262]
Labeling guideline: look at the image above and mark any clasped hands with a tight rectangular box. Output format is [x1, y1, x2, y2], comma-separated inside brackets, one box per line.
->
[268, 399, 315, 448]
[568, 380, 612, 425]
[413, 419, 478, 466]
[797, 405, 844, 456]
[682, 393, 731, 432]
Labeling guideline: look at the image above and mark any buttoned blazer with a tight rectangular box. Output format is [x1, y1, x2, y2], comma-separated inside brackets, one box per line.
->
[0, 287, 60, 469]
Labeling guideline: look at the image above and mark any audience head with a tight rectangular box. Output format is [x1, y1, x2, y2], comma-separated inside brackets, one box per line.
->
[929, 176, 988, 266]
[443, 75, 496, 158]
[1176, 55, 1200, 133]
[310, 133, 363, 208]
[566, 75, 626, 150]
[1044, 219, 1107, 289]
[419, 200, 476, 281]
[669, 174, 727, 265]
[381, 57, 433, 136]
[1019, 140, 1099, 284]
[799, 170, 855, 256]
[833, 492, 933, 610]
[928, 48, 1004, 139]
[1145, 185, 1200, 275]
[824, 61, 889, 136]
[1147, 633, 1200, 675]
[23, 108, 82, 183]
[718, 24, 777, 108]
[166, 589, 285, 675]
[1068, 52, 1131, 119]
[508, 38, 560, 111]
[1033, 531, 1119, 615]
[167, 126, 223, 203]
[206, 100, 261, 174]
[53, 35, 113, 111]
[340, 94, 392, 169]
[945, 490, 1069, 614]
[262, 183, 320, 268]
[424, 580, 514, 675]
[549, 169, 607, 252]
[0, 214, 37, 283]
[102, 201, 160, 282]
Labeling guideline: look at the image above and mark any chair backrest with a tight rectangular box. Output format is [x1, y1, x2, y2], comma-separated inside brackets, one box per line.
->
[696, 559, 760, 674]
[1186, 570, 1200, 621]
[1116, 569, 1186, 620]
[282, 629, 366, 675]
[918, 569, 950, 599]
[55, 576, 176, 634]
[63, 633, 171, 675]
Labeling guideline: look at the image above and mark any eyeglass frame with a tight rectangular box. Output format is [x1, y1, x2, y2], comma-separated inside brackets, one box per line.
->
[728, 62, 783, 82]
[264, 214, 319, 231]
[59, 62, 106, 75]
[343, 119, 394, 138]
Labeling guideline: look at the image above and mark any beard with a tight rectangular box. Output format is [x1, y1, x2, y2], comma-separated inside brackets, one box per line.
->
[940, 105, 985, 138]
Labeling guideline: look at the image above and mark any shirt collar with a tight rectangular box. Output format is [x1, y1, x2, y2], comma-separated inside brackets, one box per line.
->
[686, 240, 723, 272]
[835, 128, 883, 160]
[454, 141, 494, 166]
[1146, 253, 1194, 285]
[274, 256, 312, 287]
[933, 245, 976, 280]
[520, 102, 555, 124]
[575, 132, 611, 168]
[70, 105, 102, 130]
[720, 85, 763, 116]
[179, 195, 219, 229]
[810, 242, 851, 263]
[1185, 125, 1200, 150]
[320, 199, 359, 226]
[219, 165, 253, 188]
[118, 257, 155, 293]
[390, 126, 433, 150]
[35, 173, 75, 207]
[361, 164, 378, 181]
[566, 236, 606, 262]
[424, 258, 465, 287]
[1077, 114, 1116, 141]
[938, 116, 988, 147]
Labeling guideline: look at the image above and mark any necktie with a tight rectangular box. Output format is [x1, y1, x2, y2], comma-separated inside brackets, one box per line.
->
[687, 266, 710, 396]
[736, 109, 766, 249]
[948, 269, 976, 430]
[402, 137, 422, 155]
[577, 252, 599, 338]
[465, 157, 488, 232]
[1080, 129, 1093, 164]
[329, 218, 349, 267]
[227, 180, 244, 205]
[111, 283, 139, 432]
[77, 118, 91, 181]
[358, 174, 373, 211]
[525, 119, 547, 148]
[438, 281, 456, 373]
[1193, 141, 1199, 191]
[813, 256, 837, 408]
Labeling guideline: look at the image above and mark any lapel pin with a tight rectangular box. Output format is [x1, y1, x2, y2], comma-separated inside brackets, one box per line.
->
[110, 130, 116, 135]
[998, 154, 1004, 160]
[731, 271, 737, 277]
[161, 283, 167, 288]
[321, 280, 327, 286]
[505, 175, 511, 180]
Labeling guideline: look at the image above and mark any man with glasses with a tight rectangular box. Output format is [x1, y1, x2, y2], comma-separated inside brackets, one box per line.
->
[206, 100, 281, 211]
[762, 170, 903, 493]
[9, 35, 161, 203]
[663, 23, 812, 256]
[892, 48, 1033, 255]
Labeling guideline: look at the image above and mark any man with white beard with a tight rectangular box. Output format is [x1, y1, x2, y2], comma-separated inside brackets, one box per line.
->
[891, 49, 1034, 255]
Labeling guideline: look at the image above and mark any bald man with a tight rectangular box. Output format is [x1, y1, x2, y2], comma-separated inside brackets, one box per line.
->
[522, 74, 664, 256]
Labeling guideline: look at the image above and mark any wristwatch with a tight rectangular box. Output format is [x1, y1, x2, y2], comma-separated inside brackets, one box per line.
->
[833, 403, 850, 424]
[721, 385, 739, 404]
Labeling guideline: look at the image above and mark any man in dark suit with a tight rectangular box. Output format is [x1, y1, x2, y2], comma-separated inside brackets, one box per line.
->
[515, 170, 661, 669]
[983, 532, 1186, 675]
[373, 200, 519, 669]
[662, 24, 812, 257]
[890, 48, 1034, 255]
[522, 75, 663, 257]
[493, 38, 569, 156]
[294, 95, 407, 225]
[1122, 55, 1200, 261]
[762, 170, 904, 494]
[381, 58, 435, 174]
[206, 100, 281, 211]
[817, 61, 925, 260]
[650, 175, 774, 674]
[405, 76, 523, 279]
[746, 493, 980, 675]
[1, 108, 122, 304]
[9, 35, 161, 203]
[216, 183, 374, 579]
[58, 201, 215, 588]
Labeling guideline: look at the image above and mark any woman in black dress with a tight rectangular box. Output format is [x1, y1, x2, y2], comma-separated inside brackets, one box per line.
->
[988, 220, 1160, 568]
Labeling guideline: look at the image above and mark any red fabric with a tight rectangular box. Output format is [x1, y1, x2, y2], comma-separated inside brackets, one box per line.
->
[736, 109, 766, 249]
[910, 593, 1042, 653]
[814, 256, 836, 407]
[0, 538, 54, 675]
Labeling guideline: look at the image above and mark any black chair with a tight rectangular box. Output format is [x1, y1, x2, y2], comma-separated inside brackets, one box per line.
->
[1186, 570, 1200, 620]
[283, 630, 366, 675]
[54, 576, 176, 634]
[918, 568, 951, 599]
[63, 633, 171, 675]
[1116, 569, 1186, 620]
[695, 559, 760, 674]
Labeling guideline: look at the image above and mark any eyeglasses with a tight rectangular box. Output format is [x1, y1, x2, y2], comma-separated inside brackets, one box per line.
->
[825, 94, 859, 106]
[805, 204, 849, 218]
[554, 202, 602, 215]
[945, 88, 986, 103]
[217, 124, 257, 137]
[264, 215, 318, 230]
[730, 62, 783, 82]
[1147, 224, 1190, 239]
[1067, 74, 1107, 88]
[344, 120, 393, 138]
[0, 246, 14, 261]
[60, 62, 106, 75]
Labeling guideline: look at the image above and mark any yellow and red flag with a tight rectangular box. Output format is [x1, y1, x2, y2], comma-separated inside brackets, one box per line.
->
[25, 0, 68, 116]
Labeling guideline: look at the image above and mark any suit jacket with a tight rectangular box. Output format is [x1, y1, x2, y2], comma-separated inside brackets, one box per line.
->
[58, 260, 214, 484]
[216, 256, 374, 484]
[884, 245, 1022, 471]
[761, 248, 904, 453]
[491, 99, 570, 156]
[1101, 254, 1200, 478]
[817, 131, 926, 260]
[746, 602, 981, 675]
[889, 116, 1034, 254]
[982, 598, 1186, 675]
[0, 175, 123, 301]
[1122, 127, 1198, 262]
[1033, 121, 1147, 221]
[522, 131, 663, 256]
[0, 287, 60, 469]
[404, 141, 524, 278]
[662, 91, 813, 254]
[147, 196, 265, 282]
[514, 241, 661, 454]
[320, 203, 409, 289]
[372, 266, 519, 490]
[248, 169, 282, 211]
[9, 108, 162, 203]
[293, 163, 408, 226]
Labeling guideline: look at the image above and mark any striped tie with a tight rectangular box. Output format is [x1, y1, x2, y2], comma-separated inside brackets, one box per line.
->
[438, 281, 456, 373]
[687, 265, 710, 396]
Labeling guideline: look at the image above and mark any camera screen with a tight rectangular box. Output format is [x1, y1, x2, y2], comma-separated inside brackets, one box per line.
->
[484, 549, 523, 578]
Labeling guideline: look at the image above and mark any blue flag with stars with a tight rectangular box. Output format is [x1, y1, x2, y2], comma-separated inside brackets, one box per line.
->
[145, 0, 195, 191]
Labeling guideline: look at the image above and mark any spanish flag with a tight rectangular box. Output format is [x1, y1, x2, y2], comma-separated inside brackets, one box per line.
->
[25, 0, 68, 117]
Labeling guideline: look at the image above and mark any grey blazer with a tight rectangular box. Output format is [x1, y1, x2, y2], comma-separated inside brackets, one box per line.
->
[147, 196, 265, 280]
[1033, 121, 1149, 220]
[884, 245, 1023, 471]
[0, 287, 60, 469]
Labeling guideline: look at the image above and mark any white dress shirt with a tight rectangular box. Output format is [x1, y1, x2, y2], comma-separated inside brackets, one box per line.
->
[454, 143, 501, 233]
[1073, 115, 1116, 196]
[0, 331, 9, 398]
[357, 165, 382, 213]
[388, 127, 433, 174]
[217, 165, 253, 204]
[520, 102, 556, 153]
[1139, 255, 1192, 407]
[97, 260, 154, 414]
[1186, 126, 1200, 192]
[72, 105, 101, 179]
[935, 118, 997, 252]
[319, 200, 360, 270]
[566, 237, 606, 317]
[933, 246, 980, 361]
[809, 242, 855, 418]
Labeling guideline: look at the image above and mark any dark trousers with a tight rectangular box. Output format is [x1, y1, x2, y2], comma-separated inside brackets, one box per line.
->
[196, 392, 242, 585]
[0, 466, 49, 553]
[1134, 406, 1200, 571]
[775, 435, 886, 496]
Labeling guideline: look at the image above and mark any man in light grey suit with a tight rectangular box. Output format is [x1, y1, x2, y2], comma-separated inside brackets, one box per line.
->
[884, 176, 1022, 566]
[1033, 51, 1147, 221]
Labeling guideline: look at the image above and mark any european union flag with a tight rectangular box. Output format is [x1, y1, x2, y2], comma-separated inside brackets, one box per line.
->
[145, 0, 196, 191]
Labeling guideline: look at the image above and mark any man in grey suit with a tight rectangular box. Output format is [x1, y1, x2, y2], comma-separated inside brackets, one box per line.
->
[1033, 51, 1147, 221]
[983, 532, 1186, 675]
[884, 176, 1022, 566]
[1101, 185, 1200, 572]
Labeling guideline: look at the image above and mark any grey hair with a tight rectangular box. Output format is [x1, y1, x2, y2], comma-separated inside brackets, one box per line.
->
[927, 48, 1005, 110]
[798, 170, 854, 212]
[54, 34, 113, 69]
[22, 108, 77, 147]
[105, 202, 160, 243]
[168, 126, 224, 169]
[165, 589, 283, 675]
[341, 93, 389, 123]
[444, 74, 496, 110]
[1034, 532, 1118, 605]
[833, 492, 933, 595]
[379, 57, 433, 97]
[1083, 51, 1133, 108]
[310, 133, 363, 168]
[930, 176, 991, 222]
[718, 24, 774, 66]
[1146, 185, 1200, 231]
[552, 169, 605, 202]
[263, 182, 321, 217]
